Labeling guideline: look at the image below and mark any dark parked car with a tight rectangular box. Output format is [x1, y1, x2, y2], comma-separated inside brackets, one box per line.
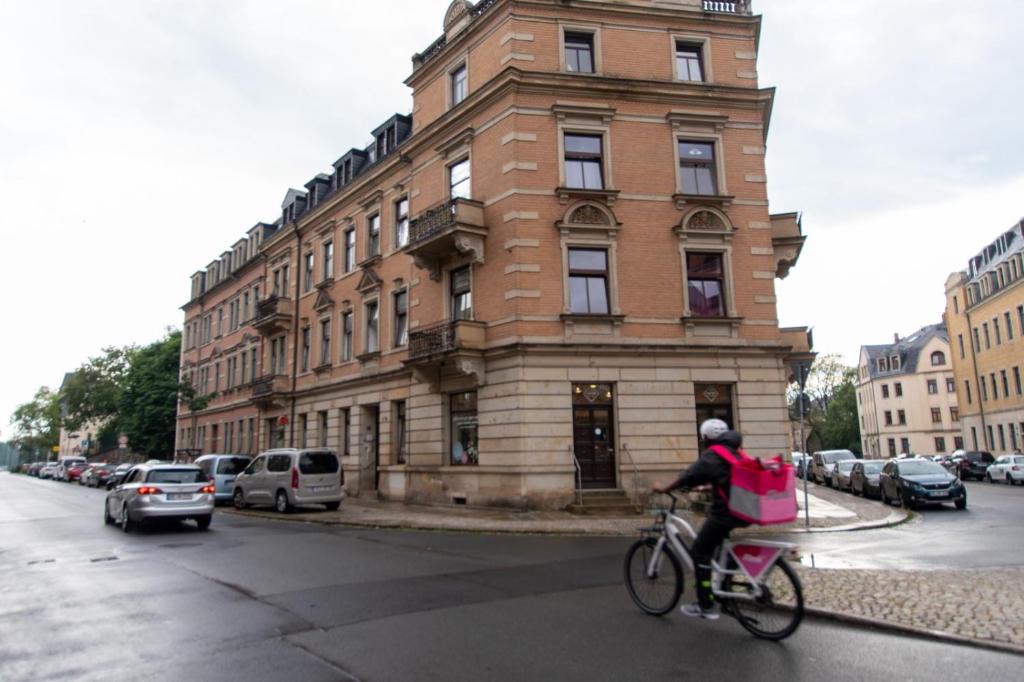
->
[850, 460, 886, 498]
[958, 451, 995, 481]
[880, 458, 967, 510]
[106, 463, 134, 490]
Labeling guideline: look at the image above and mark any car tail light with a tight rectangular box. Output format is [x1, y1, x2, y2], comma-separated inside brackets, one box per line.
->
[1013, 466, 1021, 472]
[200, 484, 216, 494]
[137, 486, 163, 495]
[291, 468, 299, 489]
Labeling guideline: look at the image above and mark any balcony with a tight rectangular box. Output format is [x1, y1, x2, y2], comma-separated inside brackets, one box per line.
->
[253, 296, 293, 336]
[405, 320, 487, 387]
[250, 374, 290, 406]
[702, 0, 751, 14]
[403, 198, 487, 281]
[770, 213, 806, 279]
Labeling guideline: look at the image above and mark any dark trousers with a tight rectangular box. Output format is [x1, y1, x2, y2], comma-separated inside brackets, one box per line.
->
[691, 518, 733, 608]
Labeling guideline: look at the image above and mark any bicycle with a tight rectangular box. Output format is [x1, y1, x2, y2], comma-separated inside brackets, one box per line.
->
[623, 491, 804, 640]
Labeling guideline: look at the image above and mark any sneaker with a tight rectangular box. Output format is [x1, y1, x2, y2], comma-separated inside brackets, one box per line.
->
[680, 602, 720, 621]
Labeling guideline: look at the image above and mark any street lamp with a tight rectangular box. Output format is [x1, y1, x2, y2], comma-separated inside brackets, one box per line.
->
[789, 357, 814, 529]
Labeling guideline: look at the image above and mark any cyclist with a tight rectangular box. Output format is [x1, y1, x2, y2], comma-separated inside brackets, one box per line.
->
[652, 418, 748, 620]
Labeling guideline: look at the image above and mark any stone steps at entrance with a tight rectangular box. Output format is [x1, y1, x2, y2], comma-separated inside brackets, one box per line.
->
[566, 489, 642, 516]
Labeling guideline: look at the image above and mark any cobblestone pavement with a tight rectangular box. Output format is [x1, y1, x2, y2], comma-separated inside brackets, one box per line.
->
[795, 565, 1024, 651]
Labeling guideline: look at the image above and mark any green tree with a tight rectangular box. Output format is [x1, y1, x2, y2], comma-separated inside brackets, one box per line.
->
[61, 346, 134, 431]
[819, 373, 861, 452]
[112, 331, 184, 458]
[789, 354, 862, 454]
[10, 386, 62, 456]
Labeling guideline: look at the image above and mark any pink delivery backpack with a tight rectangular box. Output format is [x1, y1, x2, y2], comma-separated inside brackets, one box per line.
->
[709, 445, 797, 526]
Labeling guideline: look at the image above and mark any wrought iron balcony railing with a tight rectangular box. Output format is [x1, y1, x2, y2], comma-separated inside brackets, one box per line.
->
[409, 321, 458, 360]
[408, 199, 459, 246]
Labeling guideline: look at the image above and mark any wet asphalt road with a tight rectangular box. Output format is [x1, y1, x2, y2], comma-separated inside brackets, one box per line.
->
[785, 479, 1024, 570]
[0, 471, 1020, 682]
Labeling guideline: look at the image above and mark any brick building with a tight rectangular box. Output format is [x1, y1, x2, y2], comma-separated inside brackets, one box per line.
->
[855, 325, 962, 459]
[945, 218, 1024, 454]
[175, 0, 811, 509]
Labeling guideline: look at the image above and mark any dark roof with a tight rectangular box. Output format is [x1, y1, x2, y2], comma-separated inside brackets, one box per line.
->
[862, 323, 949, 379]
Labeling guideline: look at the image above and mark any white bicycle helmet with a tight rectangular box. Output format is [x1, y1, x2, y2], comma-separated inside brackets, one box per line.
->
[699, 418, 729, 442]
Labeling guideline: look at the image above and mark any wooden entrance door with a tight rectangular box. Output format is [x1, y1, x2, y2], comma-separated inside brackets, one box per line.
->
[573, 384, 616, 489]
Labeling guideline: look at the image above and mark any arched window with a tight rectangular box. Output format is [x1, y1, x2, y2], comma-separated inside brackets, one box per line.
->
[931, 351, 946, 366]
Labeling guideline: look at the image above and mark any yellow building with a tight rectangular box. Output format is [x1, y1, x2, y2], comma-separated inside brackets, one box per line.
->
[945, 219, 1024, 454]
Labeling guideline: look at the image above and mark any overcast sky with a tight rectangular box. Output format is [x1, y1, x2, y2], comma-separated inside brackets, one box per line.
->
[2, 0, 1022, 436]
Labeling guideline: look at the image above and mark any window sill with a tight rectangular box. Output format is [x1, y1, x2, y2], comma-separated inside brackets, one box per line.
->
[357, 254, 382, 269]
[313, 362, 332, 374]
[357, 351, 381, 364]
[556, 187, 620, 206]
[561, 313, 625, 324]
[316, 277, 335, 290]
[673, 193, 734, 211]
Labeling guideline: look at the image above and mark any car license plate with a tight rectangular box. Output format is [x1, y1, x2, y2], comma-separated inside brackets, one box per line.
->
[929, 491, 946, 497]
[311, 486, 330, 493]
[168, 493, 192, 501]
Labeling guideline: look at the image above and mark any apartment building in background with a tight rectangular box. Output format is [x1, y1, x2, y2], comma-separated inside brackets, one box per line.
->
[175, 0, 812, 509]
[945, 218, 1024, 454]
[855, 325, 961, 458]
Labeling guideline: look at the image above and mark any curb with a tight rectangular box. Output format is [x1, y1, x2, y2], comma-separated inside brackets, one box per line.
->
[779, 509, 914, 534]
[805, 606, 1024, 657]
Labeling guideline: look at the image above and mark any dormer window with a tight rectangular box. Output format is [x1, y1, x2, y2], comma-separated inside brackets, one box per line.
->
[877, 358, 887, 373]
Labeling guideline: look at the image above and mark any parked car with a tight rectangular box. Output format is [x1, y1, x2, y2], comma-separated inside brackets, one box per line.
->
[83, 464, 115, 488]
[106, 463, 134, 490]
[850, 460, 886, 498]
[986, 455, 1024, 485]
[28, 462, 46, 476]
[831, 460, 858, 492]
[55, 457, 88, 482]
[232, 449, 343, 513]
[39, 463, 59, 479]
[791, 453, 809, 479]
[66, 462, 90, 483]
[811, 449, 860, 486]
[958, 451, 995, 481]
[879, 458, 967, 509]
[104, 464, 215, 532]
[194, 454, 252, 505]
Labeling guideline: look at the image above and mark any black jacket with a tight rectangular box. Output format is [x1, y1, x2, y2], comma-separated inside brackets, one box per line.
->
[675, 431, 750, 528]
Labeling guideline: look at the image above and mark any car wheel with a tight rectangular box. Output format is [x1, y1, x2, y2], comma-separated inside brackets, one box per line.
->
[987, 473, 995, 484]
[880, 488, 889, 505]
[195, 516, 212, 531]
[955, 498, 967, 510]
[120, 505, 132, 533]
[275, 490, 293, 514]
[324, 501, 341, 512]
[1007, 474, 1014, 486]
[233, 488, 247, 510]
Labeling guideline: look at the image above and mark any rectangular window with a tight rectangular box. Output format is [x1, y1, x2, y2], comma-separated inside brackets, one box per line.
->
[251, 348, 258, 380]
[895, 382, 903, 397]
[934, 437, 946, 453]
[301, 327, 310, 372]
[881, 384, 890, 399]
[1019, 305, 1024, 338]
[973, 327, 981, 352]
[341, 311, 353, 361]
[395, 198, 409, 248]
[971, 427, 978, 450]
[951, 407, 960, 422]
[678, 140, 717, 195]
[277, 336, 287, 375]
[319, 411, 329, 449]
[241, 351, 248, 384]
[991, 373, 999, 399]
[450, 158, 471, 199]
[323, 241, 334, 279]
[1006, 312, 1015, 340]
[901, 438, 910, 454]
[451, 266, 473, 320]
[995, 318, 1002, 345]
[320, 318, 331, 366]
[675, 41, 704, 82]
[304, 253, 314, 292]
[340, 408, 351, 456]
[954, 436, 964, 450]
[981, 377, 989, 401]
[888, 439, 897, 457]
[884, 411, 893, 426]
[299, 414, 308, 449]
[958, 334, 965, 359]
[965, 379, 973, 404]
[450, 391, 478, 466]
[393, 290, 408, 348]
[687, 253, 725, 317]
[998, 424, 1006, 451]
[1015, 367, 1023, 396]
[214, 362, 221, 392]
[898, 410, 906, 425]
[394, 400, 408, 465]
[366, 302, 379, 353]
[344, 229, 356, 272]
[984, 322, 991, 349]
[451, 64, 468, 106]
[568, 248, 610, 315]
[1002, 369, 1010, 398]
[988, 425, 995, 450]
[564, 134, 604, 190]
[368, 214, 381, 258]
[225, 422, 233, 454]
[565, 32, 594, 73]
[927, 379, 938, 395]
[931, 407, 942, 424]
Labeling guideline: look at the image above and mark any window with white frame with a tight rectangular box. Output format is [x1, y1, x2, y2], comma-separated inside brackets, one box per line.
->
[323, 240, 334, 279]
[395, 198, 409, 248]
[367, 214, 381, 258]
[320, 317, 331, 366]
[564, 134, 604, 189]
[365, 301, 379, 354]
[303, 253, 314, 293]
[449, 158, 471, 199]
[344, 229, 356, 273]
[451, 266, 472, 320]
[341, 311, 353, 361]
[301, 327, 310, 372]
[393, 290, 408, 347]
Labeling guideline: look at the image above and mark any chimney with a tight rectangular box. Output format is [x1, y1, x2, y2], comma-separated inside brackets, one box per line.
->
[893, 333, 900, 343]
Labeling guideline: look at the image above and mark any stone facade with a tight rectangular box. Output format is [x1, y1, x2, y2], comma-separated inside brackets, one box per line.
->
[855, 325, 961, 459]
[945, 218, 1024, 454]
[175, 0, 809, 509]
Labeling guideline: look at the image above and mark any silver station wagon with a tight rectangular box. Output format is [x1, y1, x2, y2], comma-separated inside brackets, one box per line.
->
[104, 464, 215, 532]
[232, 449, 343, 513]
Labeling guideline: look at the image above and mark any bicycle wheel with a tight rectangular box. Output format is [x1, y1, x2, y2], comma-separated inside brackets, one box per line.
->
[623, 537, 683, 616]
[721, 558, 804, 640]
